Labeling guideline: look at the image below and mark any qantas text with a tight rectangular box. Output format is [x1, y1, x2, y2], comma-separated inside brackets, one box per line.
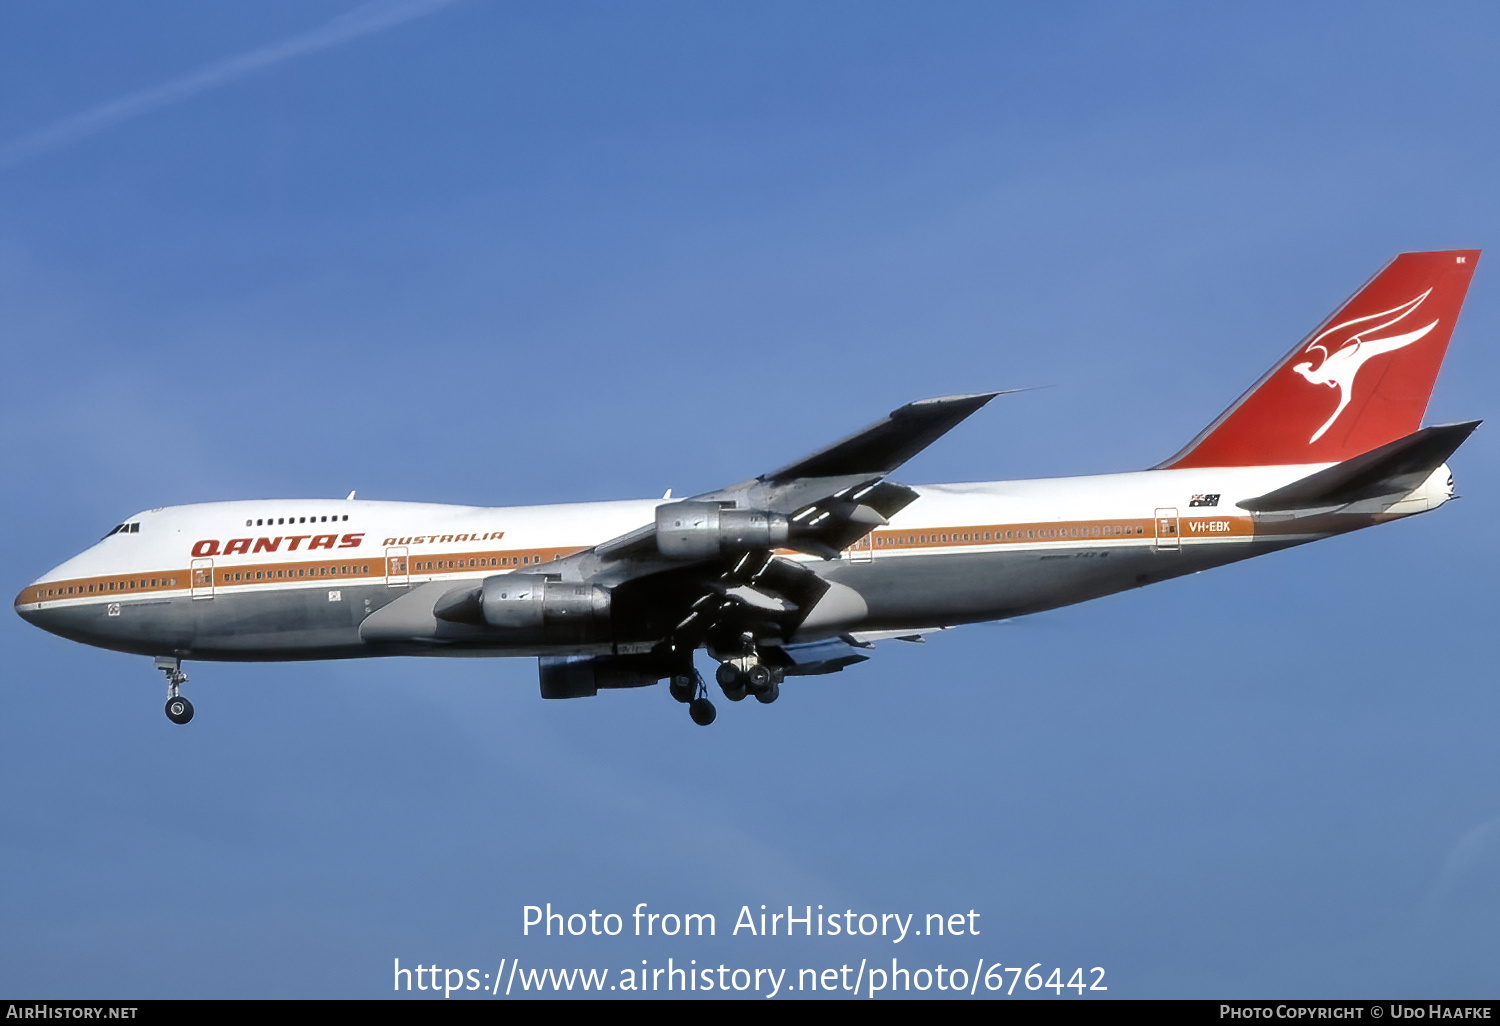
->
[191, 533, 364, 557]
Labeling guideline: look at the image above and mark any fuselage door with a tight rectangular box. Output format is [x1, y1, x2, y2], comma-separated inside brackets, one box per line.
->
[191, 558, 215, 600]
[847, 534, 874, 564]
[385, 547, 410, 587]
[1154, 508, 1180, 552]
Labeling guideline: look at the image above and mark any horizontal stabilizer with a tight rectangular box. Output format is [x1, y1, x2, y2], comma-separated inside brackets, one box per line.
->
[1238, 420, 1479, 512]
[762, 392, 1001, 483]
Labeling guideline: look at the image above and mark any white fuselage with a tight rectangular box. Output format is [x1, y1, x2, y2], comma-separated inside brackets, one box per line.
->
[14, 462, 1453, 662]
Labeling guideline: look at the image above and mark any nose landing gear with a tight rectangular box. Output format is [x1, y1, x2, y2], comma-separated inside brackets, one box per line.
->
[155, 656, 193, 725]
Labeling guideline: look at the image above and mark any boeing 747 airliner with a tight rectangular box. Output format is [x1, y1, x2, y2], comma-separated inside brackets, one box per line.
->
[16, 250, 1481, 726]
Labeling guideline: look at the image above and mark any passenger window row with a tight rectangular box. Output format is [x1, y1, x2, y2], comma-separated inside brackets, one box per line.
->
[245, 515, 350, 527]
[415, 555, 551, 570]
[222, 565, 370, 582]
[875, 525, 1147, 545]
[35, 575, 177, 599]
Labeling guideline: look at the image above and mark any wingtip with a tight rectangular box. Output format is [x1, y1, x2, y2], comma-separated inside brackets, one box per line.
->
[911, 391, 1001, 404]
[897, 389, 1020, 415]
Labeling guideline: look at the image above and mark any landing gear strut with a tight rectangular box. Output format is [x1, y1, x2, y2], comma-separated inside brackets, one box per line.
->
[667, 668, 717, 726]
[155, 656, 193, 725]
[666, 631, 787, 725]
[714, 656, 783, 705]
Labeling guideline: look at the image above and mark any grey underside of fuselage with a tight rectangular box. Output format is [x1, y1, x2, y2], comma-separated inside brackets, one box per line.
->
[823, 537, 1299, 627]
[27, 538, 1302, 662]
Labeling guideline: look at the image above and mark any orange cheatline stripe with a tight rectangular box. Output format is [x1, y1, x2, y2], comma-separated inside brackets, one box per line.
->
[16, 516, 1266, 605]
[401, 546, 588, 577]
[866, 518, 1153, 549]
[22, 569, 187, 603]
[861, 515, 1254, 550]
[16, 544, 590, 604]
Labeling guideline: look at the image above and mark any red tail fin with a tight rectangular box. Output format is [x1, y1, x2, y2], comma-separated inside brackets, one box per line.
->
[1161, 250, 1479, 468]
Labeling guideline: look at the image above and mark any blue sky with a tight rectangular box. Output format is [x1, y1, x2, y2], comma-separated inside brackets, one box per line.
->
[3, 0, 1500, 998]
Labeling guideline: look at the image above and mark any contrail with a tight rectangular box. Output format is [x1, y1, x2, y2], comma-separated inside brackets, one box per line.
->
[0, 0, 460, 170]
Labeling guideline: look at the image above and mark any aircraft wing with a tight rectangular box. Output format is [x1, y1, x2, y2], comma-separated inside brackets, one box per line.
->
[758, 392, 1004, 483]
[564, 394, 999, 653]
[592, 392, 1001, 565]
[383, 393, 1001, 667]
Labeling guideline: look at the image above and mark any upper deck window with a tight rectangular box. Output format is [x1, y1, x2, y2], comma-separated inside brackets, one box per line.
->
[247, 513, 350, 528]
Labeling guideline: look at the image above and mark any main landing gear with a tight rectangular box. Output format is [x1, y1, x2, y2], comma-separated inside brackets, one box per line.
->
[156, 656, 193, 725]
[664, 633, 785, 726]
[668, 670, 717, 726]
[667, 660, 784, 727]
[688, 696, 716, 726]
[715, 659, 782, 705]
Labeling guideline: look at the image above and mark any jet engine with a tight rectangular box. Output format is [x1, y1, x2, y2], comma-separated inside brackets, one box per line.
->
[538, 654, 666, 699]
[655, 501, 789, 559]
[433, 574, 610, 642]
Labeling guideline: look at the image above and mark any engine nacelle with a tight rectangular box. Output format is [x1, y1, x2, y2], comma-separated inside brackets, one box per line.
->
[538, 655, 662, 699]
[479, 574, 610, 642]
[655, 501, 789, 560]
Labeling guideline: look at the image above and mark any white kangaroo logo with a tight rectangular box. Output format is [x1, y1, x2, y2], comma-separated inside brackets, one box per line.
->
[1291, 289, 1438, 443]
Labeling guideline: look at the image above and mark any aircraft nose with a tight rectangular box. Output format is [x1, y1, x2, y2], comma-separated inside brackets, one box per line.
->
[14, 581, 68, 635]
[14, 580, 110, 647]
[15, 583, 36, 615]
[15, 584, 48, 628]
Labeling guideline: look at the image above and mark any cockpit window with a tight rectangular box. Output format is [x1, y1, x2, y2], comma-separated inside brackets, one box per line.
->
[101, 522, 140, 539]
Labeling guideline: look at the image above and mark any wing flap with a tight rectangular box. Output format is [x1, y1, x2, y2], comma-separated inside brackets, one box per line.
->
[774, 636, 871, 676]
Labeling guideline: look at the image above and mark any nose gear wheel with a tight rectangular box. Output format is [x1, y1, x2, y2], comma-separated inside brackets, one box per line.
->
[155, 656, 192, 725]
[165, 696, 194, 724]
